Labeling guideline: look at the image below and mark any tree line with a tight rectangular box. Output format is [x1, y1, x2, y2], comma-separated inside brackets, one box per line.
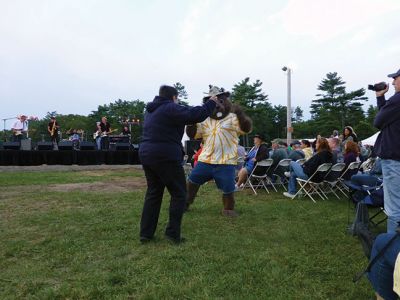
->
[1, 72, 379, 144]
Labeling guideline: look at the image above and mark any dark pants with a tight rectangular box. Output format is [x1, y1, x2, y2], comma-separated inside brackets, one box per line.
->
[140, 162, 187, 240]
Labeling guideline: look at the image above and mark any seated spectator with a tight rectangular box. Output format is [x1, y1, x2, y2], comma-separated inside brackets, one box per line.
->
[328, 137, 343, 163]
[283, 137, 333, 198]
[367, 231, 400, 300]
[236, 134, 269, 189]
[312, 134, 322, 152]
[342, 140, 360, 180]
[351, 158, 382, 187]
[236, 141, 246, 171]
[268, 138, 289, 178]
[192, 142, 203, 167]
[331, 129, 339, 138]
[288, 140, 305, 161]
[358, 142, 369, 162]
[301, 139, 313, 160]
[340, 126, 358, 153]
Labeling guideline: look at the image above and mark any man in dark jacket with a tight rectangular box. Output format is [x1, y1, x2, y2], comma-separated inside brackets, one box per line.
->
[139, 85, 216, 244]
[373, 68, 400, 233]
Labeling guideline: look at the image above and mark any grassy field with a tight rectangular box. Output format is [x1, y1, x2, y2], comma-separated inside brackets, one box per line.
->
[0, 168, 381, 299]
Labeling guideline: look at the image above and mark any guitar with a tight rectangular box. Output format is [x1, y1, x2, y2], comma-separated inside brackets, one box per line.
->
[93, 129, 117, 139]
[13, 129, 26, 136]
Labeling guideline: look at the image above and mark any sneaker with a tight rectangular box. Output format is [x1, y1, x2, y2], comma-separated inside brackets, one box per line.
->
[234, 184, 241, 192]
[283, 192, 295, 199]
[284, 171, 291, 178]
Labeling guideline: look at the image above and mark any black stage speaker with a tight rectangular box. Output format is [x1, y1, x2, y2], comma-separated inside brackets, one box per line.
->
[58, 141, 73, 150]
[3, 142, 20, 150]
[80, 141, 96, 150]
[37, 142, 53, 150]
[115, 142, 130, 150]
[20, 138, 32, 151]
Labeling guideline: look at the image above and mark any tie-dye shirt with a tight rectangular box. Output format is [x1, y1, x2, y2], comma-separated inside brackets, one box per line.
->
[195, 113, 244, 165]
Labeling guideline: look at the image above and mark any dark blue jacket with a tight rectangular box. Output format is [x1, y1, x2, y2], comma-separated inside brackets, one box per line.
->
[139, 96, 216, 165]
[374, 92, 400, 161]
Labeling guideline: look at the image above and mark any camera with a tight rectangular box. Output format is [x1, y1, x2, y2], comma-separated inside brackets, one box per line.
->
[368, 82, 387, 92]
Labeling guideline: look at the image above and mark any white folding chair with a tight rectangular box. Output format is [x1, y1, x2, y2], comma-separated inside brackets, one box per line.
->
[322, 163, 346, 199]
[242, 159, 274, 195]
[271, 159, 292, 191]
[293, 163, 332, 203]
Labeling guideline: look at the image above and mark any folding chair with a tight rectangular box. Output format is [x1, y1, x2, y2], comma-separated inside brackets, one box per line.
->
[336, 161, 361, 197]
[346, 179, 387, 228]
[242, 159, 274, 195]
[296, 158, 306, 166]
[271, 158, 292, 191]
[359, 157, 376, 173]
[293, 163, 332, 203]
[322, 163, 346, 199]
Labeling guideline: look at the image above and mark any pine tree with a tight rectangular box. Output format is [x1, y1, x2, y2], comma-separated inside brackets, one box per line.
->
[231, 78, 274, 140]
[310, 72, 367, 135]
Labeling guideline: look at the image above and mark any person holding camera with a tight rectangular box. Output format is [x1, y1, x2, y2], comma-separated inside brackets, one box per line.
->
[373, 68, 400, 233]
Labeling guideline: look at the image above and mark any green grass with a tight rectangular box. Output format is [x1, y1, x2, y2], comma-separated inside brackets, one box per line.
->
[0, 169, 380, 299]
[0, 169, 142, 187]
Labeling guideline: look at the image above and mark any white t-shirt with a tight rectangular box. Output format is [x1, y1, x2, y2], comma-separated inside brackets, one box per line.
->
[12, 120, 28, 131]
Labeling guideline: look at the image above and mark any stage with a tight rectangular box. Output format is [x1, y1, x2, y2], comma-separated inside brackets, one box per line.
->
[0, 150, 140, 166]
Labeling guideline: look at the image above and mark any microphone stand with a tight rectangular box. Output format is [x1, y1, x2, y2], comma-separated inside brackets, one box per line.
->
[2, 117, 17, 142]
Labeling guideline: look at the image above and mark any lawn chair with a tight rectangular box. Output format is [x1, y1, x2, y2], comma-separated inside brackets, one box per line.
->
[242, 159, 274, 195]
[322, 163, 346, 199]
[346, 179, 387, 228]
[336, 161, 361, 197]
[293, 163, 332, 203]
[271, 159, 292, 191]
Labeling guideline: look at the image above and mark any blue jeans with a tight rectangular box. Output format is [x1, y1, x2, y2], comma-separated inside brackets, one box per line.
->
[288, 161, 309, 194]
[351, 173, 381, 187]
[381, 159, 400, 233]
[96, 137, 101, 150]
[189, 162, 236, 194]
[367, 232, 400, 300]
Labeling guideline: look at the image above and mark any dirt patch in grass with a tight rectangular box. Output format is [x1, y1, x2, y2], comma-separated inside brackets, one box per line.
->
[47, 178, 147, 193]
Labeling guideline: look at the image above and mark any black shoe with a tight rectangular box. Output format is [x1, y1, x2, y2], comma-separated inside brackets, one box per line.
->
[165, 235, 186, 244]
[140, 236, 152, 244]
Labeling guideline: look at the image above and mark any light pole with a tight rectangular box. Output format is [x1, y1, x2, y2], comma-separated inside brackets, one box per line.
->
[282, 66, 292, 144]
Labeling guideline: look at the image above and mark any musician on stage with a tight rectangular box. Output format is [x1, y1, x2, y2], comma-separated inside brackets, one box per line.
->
[11, 115, 28, 142]
[95, 116, 111, 150]
[121, 125, 131, 136]
[47, 116, 60, 147]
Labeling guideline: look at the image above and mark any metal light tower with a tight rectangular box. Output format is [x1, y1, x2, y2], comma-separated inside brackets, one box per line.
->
[282, 66, 292, 143]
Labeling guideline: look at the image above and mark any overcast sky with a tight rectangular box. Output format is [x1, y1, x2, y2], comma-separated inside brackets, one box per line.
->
[1, 0, 399, 127]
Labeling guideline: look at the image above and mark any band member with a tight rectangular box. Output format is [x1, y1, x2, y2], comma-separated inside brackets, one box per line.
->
[95, 116, 111, 150]
[68, 129, 81, 150]
[11, 115, 28, 142]
[121, 125, 131, 136]
[47, 116, 60, 146]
